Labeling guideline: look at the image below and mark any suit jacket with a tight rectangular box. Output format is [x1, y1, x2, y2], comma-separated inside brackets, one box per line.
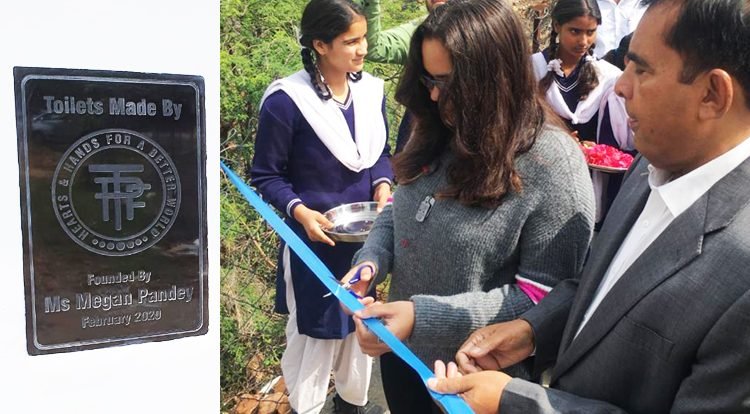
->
[503, 156, 750, 413]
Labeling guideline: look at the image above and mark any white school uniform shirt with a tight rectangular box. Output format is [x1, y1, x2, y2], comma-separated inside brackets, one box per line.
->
[595, 0, 648, 58]
[575, 135, 750, 338]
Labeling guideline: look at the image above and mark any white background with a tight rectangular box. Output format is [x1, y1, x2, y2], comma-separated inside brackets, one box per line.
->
[0, 1, 220, 412]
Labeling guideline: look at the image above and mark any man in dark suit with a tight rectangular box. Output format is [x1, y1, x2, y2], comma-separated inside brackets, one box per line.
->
[427, 0, 750, 412]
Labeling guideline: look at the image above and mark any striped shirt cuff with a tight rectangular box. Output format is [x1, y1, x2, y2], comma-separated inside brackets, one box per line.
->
[372, 177, 392, 188]
[286, 198, 302, 218]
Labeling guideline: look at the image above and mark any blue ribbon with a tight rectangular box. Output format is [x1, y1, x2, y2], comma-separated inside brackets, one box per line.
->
[221, 162, 473, 414]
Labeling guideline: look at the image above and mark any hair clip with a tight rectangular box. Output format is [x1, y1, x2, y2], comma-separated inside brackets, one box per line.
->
[547, 58, 565, 77]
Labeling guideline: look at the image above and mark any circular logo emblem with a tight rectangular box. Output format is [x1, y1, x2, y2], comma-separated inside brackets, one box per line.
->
[52, 129, 181, 256]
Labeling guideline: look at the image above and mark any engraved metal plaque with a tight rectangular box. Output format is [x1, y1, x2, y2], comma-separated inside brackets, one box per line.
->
[14, 67, 208, 355]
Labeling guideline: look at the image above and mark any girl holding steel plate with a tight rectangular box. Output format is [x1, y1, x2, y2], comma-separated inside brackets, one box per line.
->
[249, 0, 392, 412]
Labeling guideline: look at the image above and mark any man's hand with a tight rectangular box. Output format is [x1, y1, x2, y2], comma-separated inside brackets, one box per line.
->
[372, 182, 392, 213]
[456, 319, 535, 374]
[428, 360, 511, 414]
[352, 300, 415, 356]
[292, 204, 335, 246]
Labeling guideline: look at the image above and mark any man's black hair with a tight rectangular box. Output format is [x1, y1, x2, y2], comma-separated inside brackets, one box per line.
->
[640, 0, 750, 108]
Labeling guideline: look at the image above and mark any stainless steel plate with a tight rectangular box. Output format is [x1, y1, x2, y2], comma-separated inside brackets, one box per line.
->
[588, 163, 628, 173]
[323, 201, 379, 243]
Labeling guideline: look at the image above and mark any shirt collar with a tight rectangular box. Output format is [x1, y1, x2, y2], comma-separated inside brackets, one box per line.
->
[647, 136, 750, 217]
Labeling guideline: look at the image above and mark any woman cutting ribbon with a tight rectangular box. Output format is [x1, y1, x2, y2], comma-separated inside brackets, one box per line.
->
[340, 0, 595, 412]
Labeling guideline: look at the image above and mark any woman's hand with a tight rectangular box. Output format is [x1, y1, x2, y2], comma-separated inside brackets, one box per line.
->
[340, 262, 377, 299]
[372, 182, 392, 213]
[352, 300, 415, 357]
[292, 204, 335, 246]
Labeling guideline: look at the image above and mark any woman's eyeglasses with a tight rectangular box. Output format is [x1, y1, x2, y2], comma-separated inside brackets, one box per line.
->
[420, 73, 447, 90]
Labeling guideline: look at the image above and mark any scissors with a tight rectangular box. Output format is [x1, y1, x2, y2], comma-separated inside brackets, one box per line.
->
[322, 264, 374, 300]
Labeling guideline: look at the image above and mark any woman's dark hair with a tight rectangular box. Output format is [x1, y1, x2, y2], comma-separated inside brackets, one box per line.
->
[299, 0, 364, 100]
[539, 0, 602, 101]
[394, 0, 548, 208]
[640, 0, 750, 109]
[602, 33, 632, 70]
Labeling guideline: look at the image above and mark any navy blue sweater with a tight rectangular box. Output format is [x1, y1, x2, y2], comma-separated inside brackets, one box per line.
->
[250, 89, 393, 338]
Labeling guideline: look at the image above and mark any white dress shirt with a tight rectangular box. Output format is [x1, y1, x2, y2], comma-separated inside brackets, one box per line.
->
[595, 0, 648, 58]
[576, 136, 750, 338]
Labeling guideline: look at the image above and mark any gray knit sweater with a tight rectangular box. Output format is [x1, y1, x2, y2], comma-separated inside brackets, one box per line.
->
[353, 126, 595, 365]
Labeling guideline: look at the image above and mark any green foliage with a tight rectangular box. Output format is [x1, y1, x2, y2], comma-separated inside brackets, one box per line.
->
[220, 303, 248, 391]
[220, 178, 284, 402]
[221, 0, 303, 170]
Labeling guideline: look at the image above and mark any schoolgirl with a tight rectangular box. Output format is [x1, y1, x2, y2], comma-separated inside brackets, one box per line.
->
[531, 0, 633, 225]
[249, 0, 393, 412]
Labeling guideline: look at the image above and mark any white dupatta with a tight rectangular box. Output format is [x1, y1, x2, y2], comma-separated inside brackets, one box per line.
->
[531, 53, 634, 222]
[260, 70, 386, 173]
[531, 52, 623, 126]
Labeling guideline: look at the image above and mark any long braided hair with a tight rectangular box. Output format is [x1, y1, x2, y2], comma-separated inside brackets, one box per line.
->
[538, 0, 601, 101]
[299, 0, 364, 100]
